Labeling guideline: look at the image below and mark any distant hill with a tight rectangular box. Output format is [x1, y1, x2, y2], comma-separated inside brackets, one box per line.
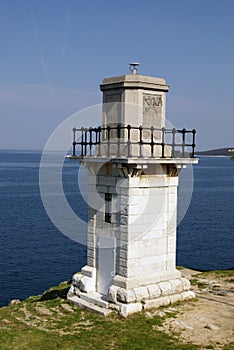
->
[196, 147, 234, 156]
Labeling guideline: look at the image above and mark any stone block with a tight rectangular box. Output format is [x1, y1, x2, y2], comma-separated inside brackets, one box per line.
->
[169, 293, 182, 304]
[108, 285, 119, 303]
[181, 277, 191, 291]
[119, 258, 127, 268]
[120, 303, 142, 317]
[119, 266, 128, 277]
[181, 291, 195, 300]
[113, 275, 127, 288]
[144, 296, 170, 310]
[133, 287, 149, 301]
[79, 276, 95, 293]
[147, 284, 161, 299]
[120, 215, 128, 225]
[119, 249, 128, 259]
[117, 288, 136, 303]
[159, 269, 181, 281]
[72, 272, 82, 287]
[170, 279, 183, 293]
[81, 266, 96, 278]
[87, 257, 95, 267]
[158, 281, 173, 295]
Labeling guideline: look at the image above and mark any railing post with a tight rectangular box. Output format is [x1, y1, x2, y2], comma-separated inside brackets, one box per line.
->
[80, 127, 84, 157]
[139, 125, 143, 158]
[84, 128, 88, 156]
[182, 128, 186, 157]
[98, 126, 101, 156]
[150, 126, 154, 157]
[89, 127, 92, 155]
[72, 127, 76, 157]
[161, 127, 165, 158]
[192, 129, 196, 158]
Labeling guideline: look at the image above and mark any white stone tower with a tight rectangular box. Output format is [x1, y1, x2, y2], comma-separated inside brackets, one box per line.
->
[68, 65, 197, 316]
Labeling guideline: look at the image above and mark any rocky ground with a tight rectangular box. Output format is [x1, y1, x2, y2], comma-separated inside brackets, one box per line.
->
[146, 268, 234, 349]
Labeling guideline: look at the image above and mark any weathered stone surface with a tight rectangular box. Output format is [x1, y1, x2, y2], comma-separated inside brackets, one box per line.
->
[35, 306, 53, 316]
[133, 286, 149, 301]
[9, 299, 21, 306]
[68, 295, 113, 317]
[158, 281, 173, 295]
[79, 276, 95, 293]
[181, 277, 191, 291]
[60, 303, 74, 312]
[144, 296, 171, 310]
[72, 273, 82, 287]
[108, 285, 119, 303]
[169, 293, 182, 304]
[181, 290, 195, 300]
[117, 288, 136, 303]
[170, 279, 183, 293]
[147, 284, 161, 299]
[119, 302, 142, 317]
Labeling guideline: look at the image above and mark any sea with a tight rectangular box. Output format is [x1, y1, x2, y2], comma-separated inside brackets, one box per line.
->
[0, 150, 233, 307]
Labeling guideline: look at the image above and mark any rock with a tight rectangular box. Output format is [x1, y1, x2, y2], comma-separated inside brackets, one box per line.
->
[60, 303, 74, 312]
[172, 320, 193, 330]
[206, 323, 220, 330]
[9, 299, 21, 305]
[35, 306, 53, 316]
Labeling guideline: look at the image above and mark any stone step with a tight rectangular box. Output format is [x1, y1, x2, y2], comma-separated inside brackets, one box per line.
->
[68, 295, 113, 317]
[79, 292, 109, 308]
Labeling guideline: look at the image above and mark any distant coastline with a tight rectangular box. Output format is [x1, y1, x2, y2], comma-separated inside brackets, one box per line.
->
[196, 147, 234, 157]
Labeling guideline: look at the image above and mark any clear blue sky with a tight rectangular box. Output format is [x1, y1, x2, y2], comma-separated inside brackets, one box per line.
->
[0, 0, 233, 150]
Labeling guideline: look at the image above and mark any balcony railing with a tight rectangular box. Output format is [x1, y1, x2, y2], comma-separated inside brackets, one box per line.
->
[71, 125, 196, 159]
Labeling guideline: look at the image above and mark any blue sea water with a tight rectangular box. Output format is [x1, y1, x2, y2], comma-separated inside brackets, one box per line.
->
[0, 151, 233, 307]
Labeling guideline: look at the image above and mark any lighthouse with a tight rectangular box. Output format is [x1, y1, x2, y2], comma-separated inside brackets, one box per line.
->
[68, 65, 197, 316]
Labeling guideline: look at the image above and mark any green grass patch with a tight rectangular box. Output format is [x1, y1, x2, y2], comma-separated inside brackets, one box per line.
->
[190, 278, 208, 288]
[198, 269, 234, 278]
[0, 283, 200, 350]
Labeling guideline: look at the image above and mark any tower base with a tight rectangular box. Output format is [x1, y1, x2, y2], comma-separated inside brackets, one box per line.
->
[67, 270, 195, 317]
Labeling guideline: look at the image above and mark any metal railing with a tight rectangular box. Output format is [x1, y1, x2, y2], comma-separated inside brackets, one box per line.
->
[71, 125, 196, 159]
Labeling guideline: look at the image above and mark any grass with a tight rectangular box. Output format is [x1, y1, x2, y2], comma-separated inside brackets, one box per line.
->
[190, 278, 208, 288]
[0, 282, 199, 350]
[197, 270, 234, 278]
[1, 273, 233, 350]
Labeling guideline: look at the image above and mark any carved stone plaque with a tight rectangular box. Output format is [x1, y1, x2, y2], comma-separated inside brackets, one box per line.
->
[143, 94, 163, 141]
[143, 93, 162, 128]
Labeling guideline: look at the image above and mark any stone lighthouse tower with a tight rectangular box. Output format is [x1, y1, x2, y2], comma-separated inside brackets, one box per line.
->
[68, 64, 197, 316]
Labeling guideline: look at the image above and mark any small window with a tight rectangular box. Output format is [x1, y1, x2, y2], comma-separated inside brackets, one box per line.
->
[105, 193, 112, 223]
